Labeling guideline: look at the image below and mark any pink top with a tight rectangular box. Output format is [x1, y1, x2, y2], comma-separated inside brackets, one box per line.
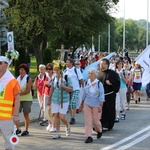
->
[43, 73, 55, 96]
[35, 74, 46, 96]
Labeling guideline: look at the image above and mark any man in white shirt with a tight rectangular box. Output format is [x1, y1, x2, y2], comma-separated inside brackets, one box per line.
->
[64, 58, 84, 124]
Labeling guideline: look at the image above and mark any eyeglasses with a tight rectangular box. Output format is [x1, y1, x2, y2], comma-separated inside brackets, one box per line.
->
[46, 68, 52, 70]
[75, 64, 80, 66]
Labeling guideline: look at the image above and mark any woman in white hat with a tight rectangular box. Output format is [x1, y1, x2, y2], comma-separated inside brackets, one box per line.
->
[48, 63, 73, 139]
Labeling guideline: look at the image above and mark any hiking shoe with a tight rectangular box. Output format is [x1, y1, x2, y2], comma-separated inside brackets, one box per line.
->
[53, 133, 61, 139]
[49, 127, 56, 132]
[16, 129, 21, 135]
[66, 126, 71, 136]
[40, 120, 48, 126]
[21, 130, 29, 136]
[85, 136, 93, 143]
[69, 118, 75, 125]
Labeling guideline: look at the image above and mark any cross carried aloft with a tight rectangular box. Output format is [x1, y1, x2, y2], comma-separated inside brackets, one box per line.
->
[56, 44, 70, 61]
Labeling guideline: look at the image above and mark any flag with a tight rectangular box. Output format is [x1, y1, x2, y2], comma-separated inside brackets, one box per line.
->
[135, 45, 150, 87]
[135, 45, 150, 71]
[82, 52, 115, 81]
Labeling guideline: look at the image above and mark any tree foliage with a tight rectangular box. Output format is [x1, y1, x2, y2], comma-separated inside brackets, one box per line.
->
[4, 0, 119, 65]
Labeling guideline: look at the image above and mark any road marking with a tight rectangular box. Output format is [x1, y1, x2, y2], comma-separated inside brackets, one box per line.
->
[116, 131, 150, 150]
[101, 125, 150, 150]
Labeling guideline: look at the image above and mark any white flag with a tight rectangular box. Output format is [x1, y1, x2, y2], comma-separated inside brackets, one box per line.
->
[135, 45, 150, 71]
[135, 45, 150, 87]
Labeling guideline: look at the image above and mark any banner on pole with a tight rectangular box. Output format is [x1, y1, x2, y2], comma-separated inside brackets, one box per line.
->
[7, 31, 14, 51]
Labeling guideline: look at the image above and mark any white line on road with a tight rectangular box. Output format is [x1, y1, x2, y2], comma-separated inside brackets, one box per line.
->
[101, 125, 150, 150]
[116, 131, 150, 150]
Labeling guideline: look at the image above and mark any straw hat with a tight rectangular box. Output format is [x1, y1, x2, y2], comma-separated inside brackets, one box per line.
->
[45, 106, 54, 121]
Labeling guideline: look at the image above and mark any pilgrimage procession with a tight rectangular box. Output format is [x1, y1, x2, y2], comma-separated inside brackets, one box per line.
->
[0, 0, 150, 150]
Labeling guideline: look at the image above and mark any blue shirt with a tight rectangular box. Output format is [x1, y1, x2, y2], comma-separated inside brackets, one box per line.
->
[82, 81, 105, 107]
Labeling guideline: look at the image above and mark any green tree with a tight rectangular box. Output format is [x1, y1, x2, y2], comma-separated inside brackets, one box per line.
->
[5, 0, 119, 65]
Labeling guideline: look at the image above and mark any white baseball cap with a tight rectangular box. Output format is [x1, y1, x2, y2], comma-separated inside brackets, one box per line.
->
[0, 56, 10, 64]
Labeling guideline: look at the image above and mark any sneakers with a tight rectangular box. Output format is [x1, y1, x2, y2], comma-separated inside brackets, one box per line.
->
[127, 105, 130, 110]
[53, 133, 61, 139]
[46, 123, 52, 131]
[49, 127, 56, 132]
[21, 130, 29, 136]
[40, 120, 48, 126]
[16, 129, 21, 135]
[115, 117, 120, 123]
[69, 118, 75, 125]
[85, 136, 93, 143]
[121, 113, 126, 120]
[66, 126, 71, 136]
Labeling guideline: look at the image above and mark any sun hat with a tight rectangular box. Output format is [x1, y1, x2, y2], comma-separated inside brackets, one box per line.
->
[45, 106, 54, 121]
[0, 56, 10, 64]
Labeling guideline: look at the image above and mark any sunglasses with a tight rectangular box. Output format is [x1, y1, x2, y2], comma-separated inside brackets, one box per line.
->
[46, 68, 52, 70]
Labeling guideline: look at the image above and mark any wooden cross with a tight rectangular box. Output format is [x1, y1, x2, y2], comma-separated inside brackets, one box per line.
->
[56, 44, 70, 61]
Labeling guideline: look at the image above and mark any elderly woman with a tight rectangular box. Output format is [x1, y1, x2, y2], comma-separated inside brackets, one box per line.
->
[48, 65, 73, 139]
[80, 68, 105, 143]
[16, 63, 33, 136]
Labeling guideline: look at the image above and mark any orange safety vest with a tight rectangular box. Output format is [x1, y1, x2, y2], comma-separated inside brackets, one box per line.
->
[0, 79, 18, 120]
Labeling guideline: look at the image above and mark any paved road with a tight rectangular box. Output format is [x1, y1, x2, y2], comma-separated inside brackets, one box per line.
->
[0, 91, 150, 150]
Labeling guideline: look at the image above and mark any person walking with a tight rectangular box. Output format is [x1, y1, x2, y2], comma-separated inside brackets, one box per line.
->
[0, 56, 20, 150]
[97, 58, 120, 131]
[44, 63, 56, 132]
[16, 64, 33, 136]
[80, 68, 105, 143]
[64, 58, 84, 124]
[113, 60, 128, 122]
[33, 64, 47, 126]
[48, 62, 73, 139]
[132, 63, 143, 104]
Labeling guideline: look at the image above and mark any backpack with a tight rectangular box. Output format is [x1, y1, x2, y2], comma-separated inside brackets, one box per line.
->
[64, 75, 72, 100]
[146, 82, 150, 98]
[64, 68, 81, 87]
[27, 76, 34, 97]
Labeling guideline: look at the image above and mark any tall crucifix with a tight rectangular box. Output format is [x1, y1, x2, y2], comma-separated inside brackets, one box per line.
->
[56, 44, 70, 61]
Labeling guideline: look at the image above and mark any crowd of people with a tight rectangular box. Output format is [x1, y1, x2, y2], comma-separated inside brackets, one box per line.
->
[0, 50, 145, 149]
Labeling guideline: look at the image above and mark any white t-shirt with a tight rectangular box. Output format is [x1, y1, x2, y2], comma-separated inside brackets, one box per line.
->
[63, 67, 83, 91]
[133, 69, 142, 83]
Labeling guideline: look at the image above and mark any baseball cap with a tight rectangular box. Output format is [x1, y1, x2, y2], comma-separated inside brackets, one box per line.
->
[0, 56, 10, 64]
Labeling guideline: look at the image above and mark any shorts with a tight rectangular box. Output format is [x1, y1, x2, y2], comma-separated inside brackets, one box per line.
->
[51, 102, 69, 114]
[69, 90, 80, 109]
[133, 82, 142, 91]
[20, 101, 32, 113]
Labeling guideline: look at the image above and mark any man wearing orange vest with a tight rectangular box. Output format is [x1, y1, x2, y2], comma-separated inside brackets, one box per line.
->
[0, 56, 20, 150]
